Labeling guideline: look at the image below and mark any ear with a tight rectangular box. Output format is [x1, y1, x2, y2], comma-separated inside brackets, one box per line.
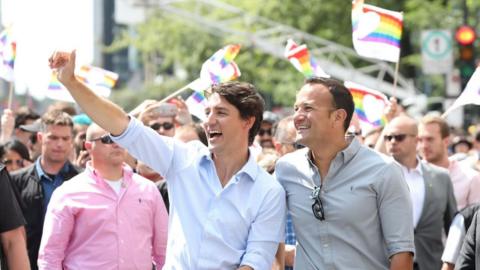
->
[84, 141, 93, 151]
[334, 109, 347, 127]
[37, 132, 43, 144]
[244, 116, 255, 130]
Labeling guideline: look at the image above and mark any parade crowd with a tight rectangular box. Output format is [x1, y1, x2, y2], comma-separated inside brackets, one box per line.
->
[1, 51, 480, 270]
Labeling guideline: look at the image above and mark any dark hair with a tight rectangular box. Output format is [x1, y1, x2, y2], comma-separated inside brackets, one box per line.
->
[304, 77, 354, 132]
[0, 139, 31, 161]
[206, 82, 265, 145]
[14, 106, 40, 129]
[194, 123, 208, 146]
[41, 110, 74, 132]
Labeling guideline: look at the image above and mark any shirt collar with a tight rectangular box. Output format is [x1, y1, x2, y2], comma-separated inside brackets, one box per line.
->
[305, 137, 362, 166]
[85, 161, 133, 185]
[35, 157, 71, 181]
[200, 149, 258, 182]
[400, 157, 424, 176]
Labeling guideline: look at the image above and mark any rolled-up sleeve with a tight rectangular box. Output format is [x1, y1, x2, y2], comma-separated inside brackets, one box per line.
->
[241, 185, 286, 269]
[37, 188, 74, 270]
[376, 162, 415, 257]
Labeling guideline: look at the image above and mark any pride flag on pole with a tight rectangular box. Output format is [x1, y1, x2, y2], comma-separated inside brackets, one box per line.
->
[284, 39, 329, 78]
[47, 65, 118, 102]
[352, 0, 403, 63]
[442, 66, 480, 117]
[0, 27, 16, 82]
[345, 81, 389, 129]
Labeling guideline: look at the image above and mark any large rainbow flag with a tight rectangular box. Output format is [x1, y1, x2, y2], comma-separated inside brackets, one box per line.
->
[284, 39, 329, 78]
[344, 81, 389, 129]
[0, 28, 16, 82]
[352, 0, 403, 62]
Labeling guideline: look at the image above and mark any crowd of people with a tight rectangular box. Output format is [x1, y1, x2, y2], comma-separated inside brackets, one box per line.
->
[1, 50, 480, 270]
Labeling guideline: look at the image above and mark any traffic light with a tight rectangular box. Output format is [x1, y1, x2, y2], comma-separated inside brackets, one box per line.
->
[455, 26, 476, 88]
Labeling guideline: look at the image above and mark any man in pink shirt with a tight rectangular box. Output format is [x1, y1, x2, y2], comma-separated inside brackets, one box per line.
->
[418, 115, 480, 210]
[37, 124, 168, 270]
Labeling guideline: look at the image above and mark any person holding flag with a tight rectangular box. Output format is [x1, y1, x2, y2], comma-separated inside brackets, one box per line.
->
[49, 50, 286, 270]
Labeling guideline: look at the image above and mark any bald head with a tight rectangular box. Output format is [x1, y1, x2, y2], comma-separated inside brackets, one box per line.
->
[386, 116, 418, 136]
[86, 123, 108, 141]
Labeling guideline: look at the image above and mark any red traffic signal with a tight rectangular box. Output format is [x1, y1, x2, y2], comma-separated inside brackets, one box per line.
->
[455, 26, 476, 46]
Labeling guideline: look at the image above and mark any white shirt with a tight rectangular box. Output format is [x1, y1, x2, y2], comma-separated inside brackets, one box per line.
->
[400, 159, 425, 228]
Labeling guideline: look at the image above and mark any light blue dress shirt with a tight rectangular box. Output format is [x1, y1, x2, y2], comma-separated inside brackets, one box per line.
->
[112, 117, 286, 270]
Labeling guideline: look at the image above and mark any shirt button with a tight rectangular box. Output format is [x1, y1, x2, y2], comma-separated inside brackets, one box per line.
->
[323, 243, 329, 248]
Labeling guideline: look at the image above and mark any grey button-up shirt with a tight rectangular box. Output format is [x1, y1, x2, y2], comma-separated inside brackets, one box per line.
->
[275, 138, 414, 270]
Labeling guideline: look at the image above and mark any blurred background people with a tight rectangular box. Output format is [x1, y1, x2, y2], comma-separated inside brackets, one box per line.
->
[0, 139, 31, 173]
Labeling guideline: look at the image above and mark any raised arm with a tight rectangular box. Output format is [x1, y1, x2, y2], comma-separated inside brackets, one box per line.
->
[49, 50, 129, 136]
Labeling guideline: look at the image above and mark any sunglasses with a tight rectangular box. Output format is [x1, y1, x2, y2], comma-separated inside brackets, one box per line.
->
[3, 159, 24, 167]
[311, 185, 325, 221]
[150, 122, 174, 131]
[258, 129, 272, 136]
[91, 135, 115, 144]
[384, 134, 414, 142]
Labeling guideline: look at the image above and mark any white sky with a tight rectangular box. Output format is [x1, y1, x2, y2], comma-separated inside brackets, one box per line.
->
[2, 0, 94, 100]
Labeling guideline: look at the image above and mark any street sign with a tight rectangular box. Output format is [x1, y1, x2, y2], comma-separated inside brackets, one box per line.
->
[421, 30, 453, 74]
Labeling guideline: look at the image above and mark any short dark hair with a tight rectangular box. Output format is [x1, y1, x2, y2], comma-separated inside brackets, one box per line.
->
[304, 77, 354, 132]
[206, 82, 265, 145]
[41, 110, 74, 132]
[0, 139, 31, 161]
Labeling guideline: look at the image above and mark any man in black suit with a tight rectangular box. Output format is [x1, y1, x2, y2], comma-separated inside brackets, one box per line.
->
[384, 115, 457, 270]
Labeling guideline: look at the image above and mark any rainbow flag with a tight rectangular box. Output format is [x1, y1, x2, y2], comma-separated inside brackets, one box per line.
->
[47, 72, 64, 91]
[77, 65, 118, 89]
[186, 91, 208, 121]
[352, 0, 403, 62]
[190, 44, 242, 93]
[0, 28, 16, 82]
[344, 81, 388, 128]
[285, 39, 329, 78]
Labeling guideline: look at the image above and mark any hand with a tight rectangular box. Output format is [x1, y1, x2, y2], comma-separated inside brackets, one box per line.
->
[0, 109, 15, 143]
[48, 50, 77, 86]
[170, 97, 192, 125]
[384, 97, 399, 122]
[130, 99, 158, 118]
[74, 150, 90, 168]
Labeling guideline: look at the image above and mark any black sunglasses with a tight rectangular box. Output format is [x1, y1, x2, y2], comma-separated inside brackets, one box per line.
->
[3, 159, 24, 167]
[258, 129, 272, 136]
[91, 135, 114, 144]
[384, 134, 414, 142]
[150, 122, 174, 131]
[311, 185, 325, 221]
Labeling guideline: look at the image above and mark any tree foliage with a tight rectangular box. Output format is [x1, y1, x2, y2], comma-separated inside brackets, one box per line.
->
[110, 0, 480, 109]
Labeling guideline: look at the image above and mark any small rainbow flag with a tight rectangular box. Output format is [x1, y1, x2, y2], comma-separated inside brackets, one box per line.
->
[0, 27, 16, 82]
[284, 39, 329, 78]
[352, 0, 403, 62]
[185, 91, 208, 121]
[77, 65, 118, 89]
[47, 72, 64, 91]
[344, 81, 388, 128]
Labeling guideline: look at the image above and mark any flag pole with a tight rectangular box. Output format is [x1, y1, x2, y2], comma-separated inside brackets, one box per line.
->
[7, 82, 13, 109]
[159, 83, 192, 103]
[392, 61, 400, 99]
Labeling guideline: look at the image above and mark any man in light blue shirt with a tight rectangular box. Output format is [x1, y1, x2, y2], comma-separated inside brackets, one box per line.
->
[50, 50, 286, 270]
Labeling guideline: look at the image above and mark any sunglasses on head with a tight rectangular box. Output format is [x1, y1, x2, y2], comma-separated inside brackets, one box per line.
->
[384, 134, 414, 142]
[3, 159, 24, 167]
[91, 135, 114, 144]
[150, 122, 174, 131]
[258, 129, 272, 136]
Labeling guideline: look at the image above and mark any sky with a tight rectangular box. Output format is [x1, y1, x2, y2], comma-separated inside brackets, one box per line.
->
[2, 0, 95, 100]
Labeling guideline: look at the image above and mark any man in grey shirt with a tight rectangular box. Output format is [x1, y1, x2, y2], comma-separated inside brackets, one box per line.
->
[275, 77, 415, 270]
